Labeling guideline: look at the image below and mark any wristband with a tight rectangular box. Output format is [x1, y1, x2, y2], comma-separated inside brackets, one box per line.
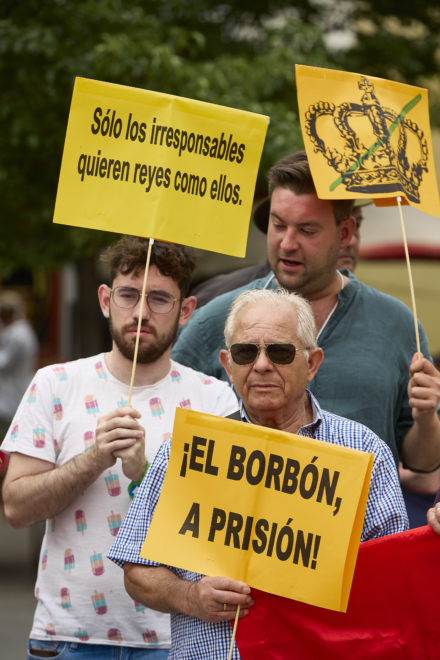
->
[127, 462, 150, 500]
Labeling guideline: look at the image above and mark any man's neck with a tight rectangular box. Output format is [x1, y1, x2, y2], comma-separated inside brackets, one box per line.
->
[104, 346, 172, 387]
[245, 393, 313, 435]
[297, 271, 349, 334]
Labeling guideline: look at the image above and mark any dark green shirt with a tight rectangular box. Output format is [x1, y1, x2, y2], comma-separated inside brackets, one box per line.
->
[172, 271, 432, 466]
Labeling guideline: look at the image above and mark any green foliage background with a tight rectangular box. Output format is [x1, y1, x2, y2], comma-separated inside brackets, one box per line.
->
[1, 0, 440, 275]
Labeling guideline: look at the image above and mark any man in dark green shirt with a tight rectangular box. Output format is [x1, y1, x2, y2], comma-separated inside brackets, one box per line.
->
[172, 151, 440, 471]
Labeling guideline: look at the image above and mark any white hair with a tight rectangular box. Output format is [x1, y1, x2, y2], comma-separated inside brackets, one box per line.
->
[224, 289, 317, 359]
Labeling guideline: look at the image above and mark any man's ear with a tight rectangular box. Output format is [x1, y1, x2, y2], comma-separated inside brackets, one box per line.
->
[219, 349, 233, 384]
[98, 284, 111, 319]
[307, 348, 324, 383]
[178, 296, 197, 327]
[339, 215, 356, 249]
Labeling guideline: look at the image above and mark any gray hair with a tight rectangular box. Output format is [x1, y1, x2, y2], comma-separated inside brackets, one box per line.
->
[224, 289, 317, 359]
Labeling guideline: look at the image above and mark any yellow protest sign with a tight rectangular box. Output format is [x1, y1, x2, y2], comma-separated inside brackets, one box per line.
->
[53, 78, 269, 257]
[296, 65, 440, 216]
[140, 409, 374, 613]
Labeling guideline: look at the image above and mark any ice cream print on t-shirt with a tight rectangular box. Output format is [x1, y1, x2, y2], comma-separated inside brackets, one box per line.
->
[61, 587, 71, 611]
[105, 471, 121, 497]
[107, 511, 122, 536]
[83, 431, 95, 451]
[85, 394, 99, 416]
[75, 510, 87, 535]
[108, 628, 122, 643]
[27, 383, 37, 405]
[53, 365, 68, 381]
[135, 601, 146, 614]
[10, 420, 18, 441]
[54, 439, 61, 461]
[53, 394, 63, 420]
[149, 397, 164, 419]
[64, 548, 75, 573]
[90, 551, 105, 576]
[95, 361, 108, 382]
[91, 590, 107, 615]
[171, 369, 182, 384]
[33, 426, 45, 448]
[74, 628, 89, 642]
[143, 629, 159, 644]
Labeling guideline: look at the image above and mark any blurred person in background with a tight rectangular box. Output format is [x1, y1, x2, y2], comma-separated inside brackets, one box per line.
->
[0, 290, 38, 439]
[399, 463, 440, 528]
[336, 202, 365, 273]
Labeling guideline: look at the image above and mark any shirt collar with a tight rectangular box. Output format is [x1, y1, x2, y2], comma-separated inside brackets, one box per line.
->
[238, 389, 322, 435]
[314, 269, 359, 344]
[264, 271, 278, 290]
[337, 268, 359, 302]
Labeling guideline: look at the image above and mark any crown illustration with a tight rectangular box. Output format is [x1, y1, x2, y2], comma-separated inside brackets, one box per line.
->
[304, 77, 429, 203]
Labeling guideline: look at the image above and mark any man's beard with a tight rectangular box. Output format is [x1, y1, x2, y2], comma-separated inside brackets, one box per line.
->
[272, 241, 340, 295]
[108, 313, 180, 364]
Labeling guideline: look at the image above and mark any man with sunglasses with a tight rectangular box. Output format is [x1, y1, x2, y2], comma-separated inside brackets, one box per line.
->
[108, 289, 407, 660]
[173, 151, 440, 475]
[2, 236, 238, 660]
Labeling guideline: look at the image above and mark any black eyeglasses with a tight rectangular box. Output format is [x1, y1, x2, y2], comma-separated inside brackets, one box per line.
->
[230, 343, 306, 366]
[110, 287, 181, 314]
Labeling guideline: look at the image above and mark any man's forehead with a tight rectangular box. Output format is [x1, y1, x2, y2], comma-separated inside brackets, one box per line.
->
[270, 188, 334, 223]
[233, 302, 298, 336]
[114, 266, 179, 292]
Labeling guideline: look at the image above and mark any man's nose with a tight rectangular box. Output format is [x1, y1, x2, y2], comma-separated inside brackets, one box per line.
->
[280, 227, 300, 252]
[253, 348, 273, 372]
[133, 295, 151, 320]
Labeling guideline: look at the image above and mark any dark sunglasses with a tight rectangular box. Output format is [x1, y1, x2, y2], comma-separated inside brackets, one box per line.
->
[230, 343, 305, 366]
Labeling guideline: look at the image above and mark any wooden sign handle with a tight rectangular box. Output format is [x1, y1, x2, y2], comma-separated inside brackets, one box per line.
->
[228, 604, 241, 660]
[128, 237, 155, 406]
[396, 197, 421, 359]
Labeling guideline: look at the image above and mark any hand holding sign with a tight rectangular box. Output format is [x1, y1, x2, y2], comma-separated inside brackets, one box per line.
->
[187, 576, 253, 623]
[89, 405, 145, 479]
[408, 354, 440, 422]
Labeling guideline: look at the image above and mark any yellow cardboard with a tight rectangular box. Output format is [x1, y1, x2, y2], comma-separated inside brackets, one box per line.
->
[140, 409, 374, 612]
[296, 65, 440, 217]
[53, 78, 269, 257]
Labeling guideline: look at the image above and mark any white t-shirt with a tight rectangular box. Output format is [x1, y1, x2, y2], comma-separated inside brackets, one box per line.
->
[2, 354, 238, 648]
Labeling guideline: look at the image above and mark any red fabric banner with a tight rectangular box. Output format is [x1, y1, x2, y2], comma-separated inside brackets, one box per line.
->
[235, 526, 440, 660]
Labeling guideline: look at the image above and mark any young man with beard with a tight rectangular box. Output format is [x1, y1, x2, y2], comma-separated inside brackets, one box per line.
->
[2, 237, 238, 660]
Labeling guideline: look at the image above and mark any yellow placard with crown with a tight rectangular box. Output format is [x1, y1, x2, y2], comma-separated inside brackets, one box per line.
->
[296, 65, 440, 217]
[53, 78, 269, 257]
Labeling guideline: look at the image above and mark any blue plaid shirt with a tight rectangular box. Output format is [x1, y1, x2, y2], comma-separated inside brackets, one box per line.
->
[108, 392, 408, 659]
